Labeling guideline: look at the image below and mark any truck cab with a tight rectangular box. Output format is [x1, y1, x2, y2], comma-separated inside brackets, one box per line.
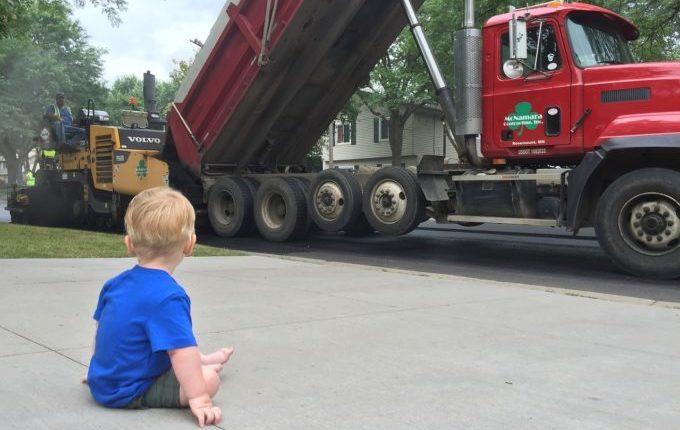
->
[481, 2, 680, 164]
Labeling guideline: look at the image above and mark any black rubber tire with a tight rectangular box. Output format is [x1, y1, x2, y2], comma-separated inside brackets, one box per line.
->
[456, 222, 484, 227]
[254, 177, 309, 242]
[595, 168, 680, 279]
[9, 211, 25, 224]
[207, 177, 255, 237]
[26, 186, 63, 226]
[308, 169, 363, 232]
[362, 166, 426, 235]
[289, 177, 316, 235]
[405, 169, 432, 223]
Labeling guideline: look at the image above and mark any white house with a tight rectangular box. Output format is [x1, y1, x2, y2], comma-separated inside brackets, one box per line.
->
[0, 157, 8, 185]
[322, 104, 457, 170]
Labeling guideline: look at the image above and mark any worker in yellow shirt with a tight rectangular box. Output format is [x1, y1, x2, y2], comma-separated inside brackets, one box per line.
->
[25, 171, 35, 187]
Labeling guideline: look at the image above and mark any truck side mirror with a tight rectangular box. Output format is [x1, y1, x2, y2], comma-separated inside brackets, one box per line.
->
[509, 11, 527, 60]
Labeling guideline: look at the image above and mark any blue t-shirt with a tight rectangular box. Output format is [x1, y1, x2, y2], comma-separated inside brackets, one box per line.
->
[87, 266, 197, 407]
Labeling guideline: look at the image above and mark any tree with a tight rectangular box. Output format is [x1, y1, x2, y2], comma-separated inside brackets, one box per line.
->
[357, 0, 484, 166]
[101, 74, 143, 125]
[595, 0, 680, 60]
[70, 0, 127, 26]
[0, 0, 107, 184]
[159, 58, 193, 116]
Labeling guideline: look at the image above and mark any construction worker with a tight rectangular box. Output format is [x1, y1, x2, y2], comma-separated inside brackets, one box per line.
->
[44, 93, 86, 150]
[25, 170, 35, 187]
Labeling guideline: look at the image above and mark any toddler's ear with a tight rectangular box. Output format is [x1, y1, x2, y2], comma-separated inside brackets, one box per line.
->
[184, 233, 197, 256]
[124, 235, 136, 256]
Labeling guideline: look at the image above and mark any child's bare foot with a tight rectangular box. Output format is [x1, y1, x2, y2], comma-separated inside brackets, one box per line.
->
[206, 363, 224, 373]
[201, 347, 234, 366]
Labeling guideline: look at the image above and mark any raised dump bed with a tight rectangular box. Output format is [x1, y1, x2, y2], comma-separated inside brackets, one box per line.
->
[166, 0, 424, 176]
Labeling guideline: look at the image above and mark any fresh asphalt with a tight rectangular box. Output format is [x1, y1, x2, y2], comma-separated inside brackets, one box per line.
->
[205, 221, 680, 304]
[1, 256, 679, 429]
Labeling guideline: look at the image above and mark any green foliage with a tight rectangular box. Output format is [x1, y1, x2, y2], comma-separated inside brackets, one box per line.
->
[1, 0, 127, 38]
[0, 0, 32, 39]
[160, 58, 193, 116]
[0, 0, 107, 183]
[592, 0, 680, 60]
[101, 74, 143, 125]
[70, 0, 127, 26]
[99, 57, 193, 125]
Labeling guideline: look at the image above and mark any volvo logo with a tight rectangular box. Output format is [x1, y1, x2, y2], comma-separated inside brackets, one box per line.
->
[127, 136, 162, 144]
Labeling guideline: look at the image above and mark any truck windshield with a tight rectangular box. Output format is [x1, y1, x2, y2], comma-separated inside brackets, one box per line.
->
[566, 13, 634, 67]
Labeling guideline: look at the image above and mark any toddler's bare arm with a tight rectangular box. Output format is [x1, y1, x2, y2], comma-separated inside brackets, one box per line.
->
[169, 346, 222, 428]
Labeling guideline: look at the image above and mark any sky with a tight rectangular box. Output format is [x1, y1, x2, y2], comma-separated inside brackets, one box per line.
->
[73, 0, 226, 86]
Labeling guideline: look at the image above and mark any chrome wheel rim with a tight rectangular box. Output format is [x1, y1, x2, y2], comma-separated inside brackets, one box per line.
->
[314, 181, 345, 222]
[261, 191, 286, 230]
[369, 179, 407, 225]
[619, 192, 680, 256]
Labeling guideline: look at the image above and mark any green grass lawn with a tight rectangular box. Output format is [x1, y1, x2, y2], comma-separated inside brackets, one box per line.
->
[0, 223, 241, 258]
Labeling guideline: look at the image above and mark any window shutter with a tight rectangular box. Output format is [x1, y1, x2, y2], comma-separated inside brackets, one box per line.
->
[332, 124, 336, 146]
[351, 120, 357, 145]
[373, 118, 379, 143]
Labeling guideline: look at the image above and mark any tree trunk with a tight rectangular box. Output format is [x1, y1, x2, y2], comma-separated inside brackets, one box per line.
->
[0, 135, 20, 185]
[388, 113, 406, 167]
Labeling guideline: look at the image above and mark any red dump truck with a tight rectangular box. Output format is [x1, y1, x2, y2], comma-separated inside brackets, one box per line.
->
[9, 0, 680, 279]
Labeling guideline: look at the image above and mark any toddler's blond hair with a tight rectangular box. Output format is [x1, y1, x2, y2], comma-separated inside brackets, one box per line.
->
[124, 187, 195, 258]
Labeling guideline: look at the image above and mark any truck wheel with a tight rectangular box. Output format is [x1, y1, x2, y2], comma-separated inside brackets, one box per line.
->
[9, 211, 25, 224]
[289, 177, 317, 235]
[362, 167, 425, 235]
[208, 177, 255, 237]
[595, 168, 680, 279]
[308, 169, 363, 232]
[254, 177, 308, 241]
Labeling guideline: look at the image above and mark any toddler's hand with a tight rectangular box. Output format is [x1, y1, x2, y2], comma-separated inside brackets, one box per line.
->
[188, 394, 222, 428]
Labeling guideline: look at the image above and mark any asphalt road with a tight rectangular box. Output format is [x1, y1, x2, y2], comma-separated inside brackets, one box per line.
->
[203, 220, 680, 304]
[3, 203, 677, 302]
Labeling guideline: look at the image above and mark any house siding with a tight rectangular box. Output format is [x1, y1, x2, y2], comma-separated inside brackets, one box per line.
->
[323, 105, 457, 170]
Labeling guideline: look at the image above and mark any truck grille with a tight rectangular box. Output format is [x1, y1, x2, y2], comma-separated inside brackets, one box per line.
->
[601, 87, 650, 104]
[95, 133, 114, 184]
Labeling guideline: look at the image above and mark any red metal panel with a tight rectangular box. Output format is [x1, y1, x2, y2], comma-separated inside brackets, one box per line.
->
[167, 0, 422, 175]
[583, 63, 680, 150]
[167, 0, 304, 175]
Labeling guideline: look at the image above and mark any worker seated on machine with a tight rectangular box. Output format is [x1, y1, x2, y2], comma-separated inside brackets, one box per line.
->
[44, 93, 87, 151]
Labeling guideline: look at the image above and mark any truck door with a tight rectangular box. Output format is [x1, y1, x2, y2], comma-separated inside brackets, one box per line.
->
[492, 21, 572, 159]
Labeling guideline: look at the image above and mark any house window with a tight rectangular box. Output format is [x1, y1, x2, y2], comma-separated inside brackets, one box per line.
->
[335, 122, 352, 145]
[373, 117, 390, 142]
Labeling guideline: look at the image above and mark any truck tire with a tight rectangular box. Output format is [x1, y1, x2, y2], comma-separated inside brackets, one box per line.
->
[254, 177, 309, 242]
[595, 168, 680, 279]
[362, 167, 425, 235]
[9, 210, 25, 224]
[308, 169, 363, 232]
[289, 177, 317, 235]
[208, 177, 255, 237]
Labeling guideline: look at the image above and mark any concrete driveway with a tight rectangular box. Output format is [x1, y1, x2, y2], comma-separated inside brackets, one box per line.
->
[1, 256, 678, 429]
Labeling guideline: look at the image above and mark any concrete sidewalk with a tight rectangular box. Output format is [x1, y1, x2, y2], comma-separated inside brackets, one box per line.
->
[0, 256, 679, 429]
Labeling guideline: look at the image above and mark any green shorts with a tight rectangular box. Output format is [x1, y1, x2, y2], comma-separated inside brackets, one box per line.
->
[126, 368, 182, 409]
